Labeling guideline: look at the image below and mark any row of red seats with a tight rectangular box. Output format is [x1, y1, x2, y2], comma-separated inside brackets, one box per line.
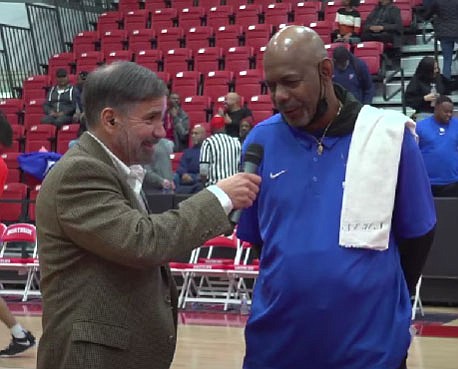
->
[0, 183, 40, 223]
[0, 124, 79, 154]
[107, 0, 417, 37]
[72, 23, 274, 59]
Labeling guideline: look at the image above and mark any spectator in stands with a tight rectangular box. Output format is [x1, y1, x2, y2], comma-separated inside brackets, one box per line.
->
[361, 0, 403, 69]
[417, 95, 458, 196]
[174, 124, 206, 194]
[143, 138, 175, 193]
[237, 25, 436, 369]
[239, 120, 253, 144]
[163, 92, 189, 152]
[332, 46, 374, 104]
[405, 56, 447, 121]
[35, 61, 261, 369]
[332, 0, 362, 44]
[217, 92, 253, 138]
[200, 115, 241, 186]
[422, 0, 458, 89]
[0, 113, 36, 357]
[41, 68, 77, 128]
[73, 70, 88, 123]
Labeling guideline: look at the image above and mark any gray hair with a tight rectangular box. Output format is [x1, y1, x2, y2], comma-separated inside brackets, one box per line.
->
[83, 61, 169, 128]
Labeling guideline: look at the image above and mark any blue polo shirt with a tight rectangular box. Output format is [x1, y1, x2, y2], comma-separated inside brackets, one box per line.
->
[416, 115, 458, 185]
[237, 113, 436, 369]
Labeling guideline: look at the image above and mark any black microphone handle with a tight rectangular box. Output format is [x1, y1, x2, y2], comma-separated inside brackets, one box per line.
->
[229, 162, 259, 225]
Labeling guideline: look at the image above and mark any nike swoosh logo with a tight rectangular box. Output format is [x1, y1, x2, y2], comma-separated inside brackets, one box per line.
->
[269, 170, 287, 179]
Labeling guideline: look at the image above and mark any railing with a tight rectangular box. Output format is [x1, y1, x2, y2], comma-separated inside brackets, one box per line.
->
[0, 0, 110, 98]
[382, 67, 407, 116]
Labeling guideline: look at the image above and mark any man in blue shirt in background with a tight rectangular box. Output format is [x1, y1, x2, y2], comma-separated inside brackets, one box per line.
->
[417, 95, 458, 196]
[237, 25, 436, 369]
[332, 46, 374, 104]
[174, 124, 206, 194]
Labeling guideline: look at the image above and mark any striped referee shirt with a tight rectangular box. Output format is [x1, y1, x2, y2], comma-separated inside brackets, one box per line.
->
[199, 132, 241, 186]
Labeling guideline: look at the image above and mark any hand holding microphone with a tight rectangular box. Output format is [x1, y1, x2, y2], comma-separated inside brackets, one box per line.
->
[216, 144, 263, 224]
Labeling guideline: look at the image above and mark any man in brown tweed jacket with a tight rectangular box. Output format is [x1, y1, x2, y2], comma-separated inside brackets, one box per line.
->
[35, 61, 261, 369]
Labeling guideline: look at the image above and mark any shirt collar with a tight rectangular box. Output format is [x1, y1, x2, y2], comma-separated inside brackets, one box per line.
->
[87, 132, 146, 194]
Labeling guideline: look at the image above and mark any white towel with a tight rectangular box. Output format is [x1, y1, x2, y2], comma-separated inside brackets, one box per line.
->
[339, 105, 416, 251]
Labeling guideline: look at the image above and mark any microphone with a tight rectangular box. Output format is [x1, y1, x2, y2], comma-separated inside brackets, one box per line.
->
[229, 143, 264, 225]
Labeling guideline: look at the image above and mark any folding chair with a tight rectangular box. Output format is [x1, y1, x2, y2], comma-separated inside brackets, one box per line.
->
[411, 275, 424, 320]
[181, 233, 243, 310]
[0, 223, 39, 301]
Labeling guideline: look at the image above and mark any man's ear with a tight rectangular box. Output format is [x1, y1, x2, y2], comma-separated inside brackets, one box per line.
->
[320, 59, 334, 80]
[100, 108, 117, 131]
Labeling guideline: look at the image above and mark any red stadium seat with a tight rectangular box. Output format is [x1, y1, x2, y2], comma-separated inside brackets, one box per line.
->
[105, 50, 133, 64]
[75, 51, 104, 75]
[248, 94, 274, 124]
[224, 46, 254, 73]
[47, 52, 75, 85]
[178, 7, 206, 30]
[185, 26, 213, 50]
[22, 75, 48, 104]
[0, 99, 23, 126]
[156, 27, 184, 51]
[95, 11, 122, 38]
[207, 5, 233, 28]
[194, 47, 223, 74]
[172, 71, 202, 98]
[0, 183, 28, 223]
[100, 30, 128, 54]
[214, 25, 242, 49]
[135, 49, 163, 71]
[150, 8, 178, 31]
[128, 28, 156, 53]
[123, 9, 150, 32]
[235, 69, 265, 102]
[202, 71, 233, 101]
[24, 124, 56, 153]
[1, 152, 21, 183]
[182, 95, 212, 124]
[72, 31, 98, 57]
[235, 4, 262, 26]
[308, 21, 332, 44]
[263, 2, 292, 28]
[56, 124, 80, 154]
[118, 0, 142, 13]
[293, 1, 321, 25]
[4, 125, 25, 153]
[163, 48, 192, 76]
[244, 24, 272, 50]
[23, 99, 46, 131]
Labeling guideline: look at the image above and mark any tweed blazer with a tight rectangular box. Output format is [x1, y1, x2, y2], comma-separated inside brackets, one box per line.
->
[36, 132, 232, 369]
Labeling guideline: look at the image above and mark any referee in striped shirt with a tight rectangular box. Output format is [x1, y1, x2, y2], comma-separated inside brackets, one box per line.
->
[200, 115, 242, 186]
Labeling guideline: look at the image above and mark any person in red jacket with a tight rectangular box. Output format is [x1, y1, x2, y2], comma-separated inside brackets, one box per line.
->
[0, 111, 36, 357]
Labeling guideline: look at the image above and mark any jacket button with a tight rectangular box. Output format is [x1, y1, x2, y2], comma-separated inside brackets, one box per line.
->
[168, 335, 175, 344]
[165, 295, 171, 303]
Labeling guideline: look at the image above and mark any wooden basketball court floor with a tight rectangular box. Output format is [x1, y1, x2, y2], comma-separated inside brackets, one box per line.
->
[0, 304, 457, 369]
